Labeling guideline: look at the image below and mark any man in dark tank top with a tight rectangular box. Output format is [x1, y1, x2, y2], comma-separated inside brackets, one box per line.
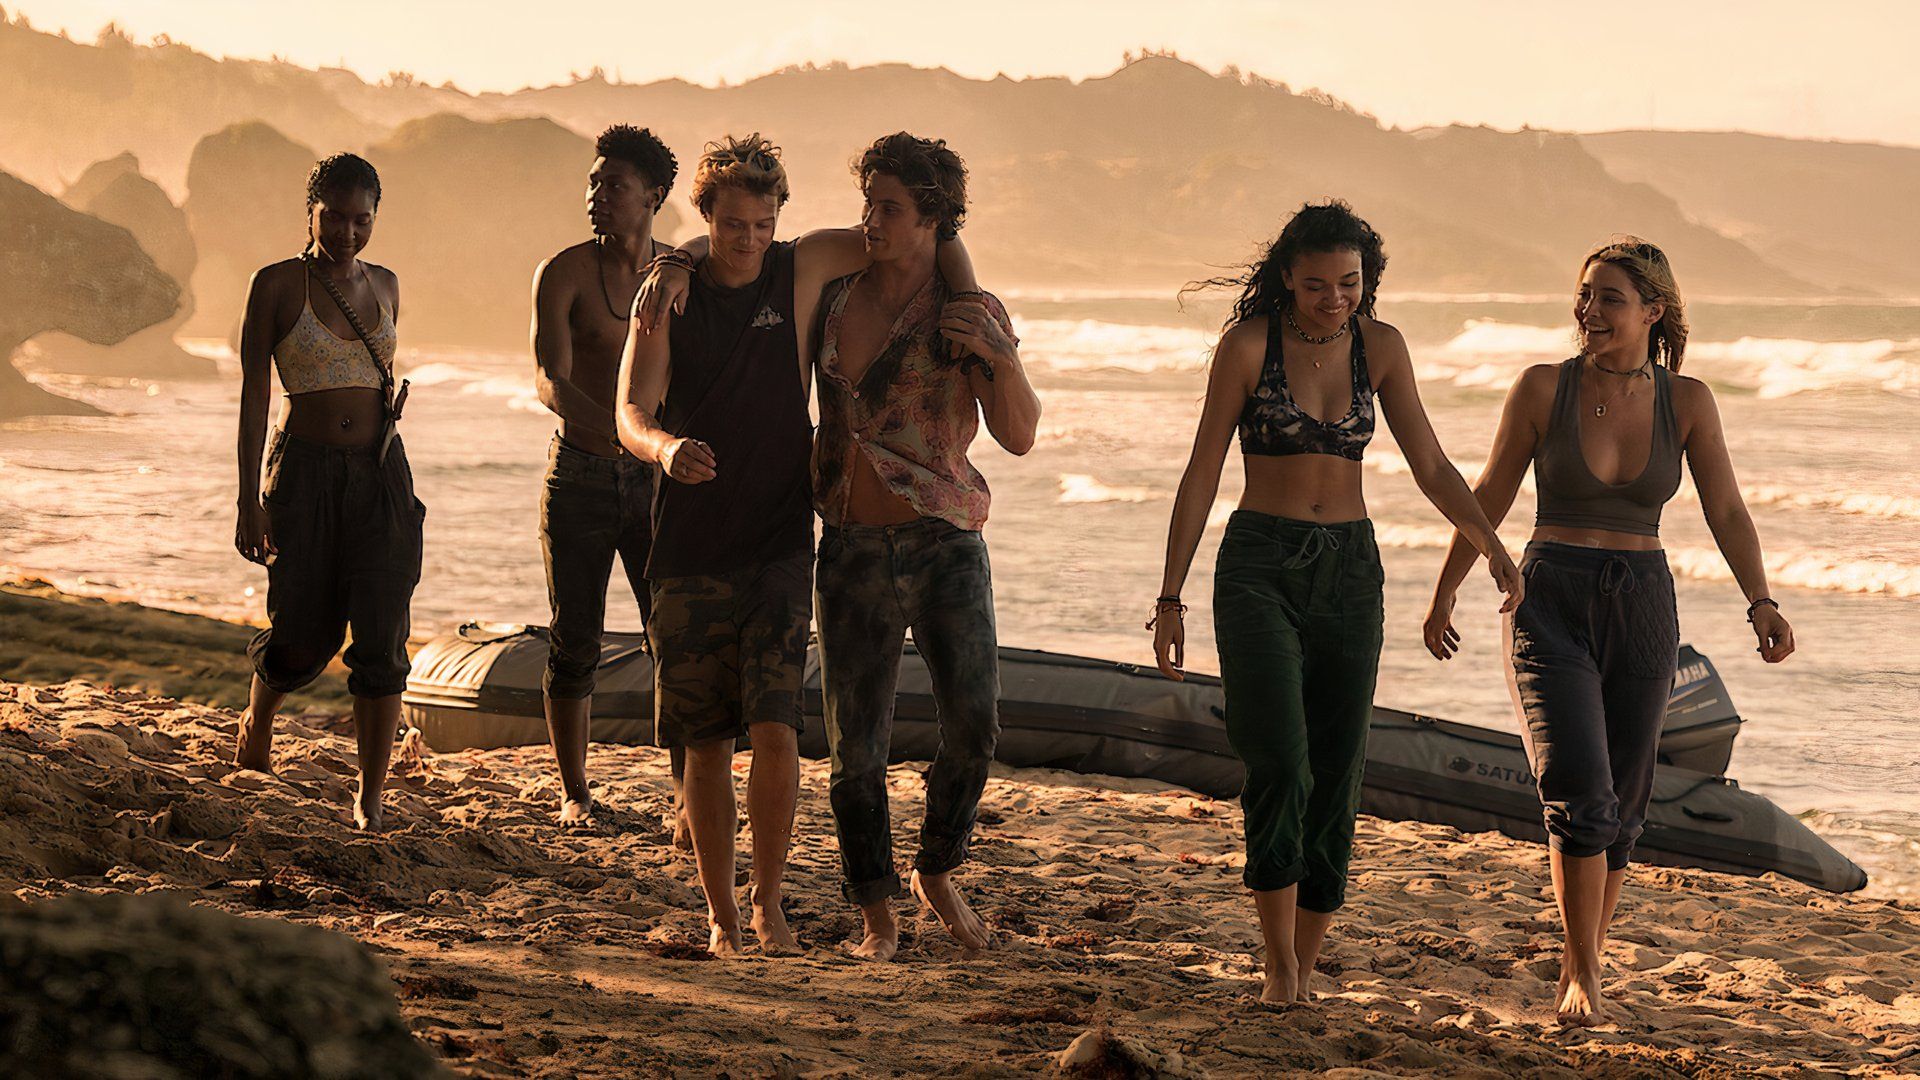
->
[529, 125, 682, 831]
[617, 134, 981, 957]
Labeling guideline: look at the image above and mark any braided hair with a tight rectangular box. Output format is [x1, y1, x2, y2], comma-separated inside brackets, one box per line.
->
[306, 152, 381, 212]
[303, 152, 380, 257]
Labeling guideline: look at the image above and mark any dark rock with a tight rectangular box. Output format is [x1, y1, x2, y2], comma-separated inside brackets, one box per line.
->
[0, 891, 445, 1078]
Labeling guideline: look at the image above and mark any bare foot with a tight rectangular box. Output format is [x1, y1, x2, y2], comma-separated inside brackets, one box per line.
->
[557, 795, 595, 827]
[1294, 970, 1314, 1004]
[910, 870, 990, 954]
[671, 806, 693, 853]
[233, 709, 274, 773]
[1260, 964, 1299, 1007]
[1557, 965, 1607, 1027]
[749, 887, 799, 954]
[846, 903, 898, 962]
[707, 921, 744, 958]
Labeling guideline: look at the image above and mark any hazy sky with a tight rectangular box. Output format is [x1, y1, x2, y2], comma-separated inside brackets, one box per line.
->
[12, 0, 1918, 145]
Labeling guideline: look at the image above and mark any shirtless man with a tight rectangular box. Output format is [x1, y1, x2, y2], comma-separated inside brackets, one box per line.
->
[811, 133, 1040, 960]
[530, 125, 686, 829]
[617, 134, 980, 956]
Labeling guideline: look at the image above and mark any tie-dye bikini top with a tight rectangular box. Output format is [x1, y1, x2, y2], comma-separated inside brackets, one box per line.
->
[1237, 313, 1374, 461]
[272, 277, 396, 395]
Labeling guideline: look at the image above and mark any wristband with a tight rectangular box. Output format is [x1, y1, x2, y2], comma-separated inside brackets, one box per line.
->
[1745, 597, 1779, 623]
[647, 250, 696, 274]
[1146, 596, 1188, 632]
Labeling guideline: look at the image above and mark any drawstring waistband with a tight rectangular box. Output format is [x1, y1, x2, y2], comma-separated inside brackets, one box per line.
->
[1281, 525, 1343, 569]
[1599, 556, 1638, 596]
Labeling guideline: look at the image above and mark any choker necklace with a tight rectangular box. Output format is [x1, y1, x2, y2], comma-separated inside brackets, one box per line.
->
[1285, 305, 1348, 350]
[1587, 354, 1651, 417]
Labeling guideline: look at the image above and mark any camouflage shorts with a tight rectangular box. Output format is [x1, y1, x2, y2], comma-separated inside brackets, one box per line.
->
[646, 552, 811, 747]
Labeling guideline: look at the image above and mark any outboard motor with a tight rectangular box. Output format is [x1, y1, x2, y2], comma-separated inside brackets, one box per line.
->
[1658, 644, 1742, 775]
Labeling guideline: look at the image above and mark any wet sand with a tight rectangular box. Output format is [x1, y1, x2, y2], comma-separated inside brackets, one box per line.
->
[3, 656, 1917, 1076]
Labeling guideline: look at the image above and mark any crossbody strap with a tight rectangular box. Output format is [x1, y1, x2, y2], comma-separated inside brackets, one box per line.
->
[302, 253, 403, 417]
[303, 253, 408, 461]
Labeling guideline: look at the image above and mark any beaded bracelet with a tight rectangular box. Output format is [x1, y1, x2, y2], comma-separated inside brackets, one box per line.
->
[646, 249, 696, 274]
[1145, 596, 1188, 631]
[1745, 597, 1780, 624]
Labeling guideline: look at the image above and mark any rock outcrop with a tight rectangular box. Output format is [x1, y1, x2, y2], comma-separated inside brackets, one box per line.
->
[21, 152, 213, 378]
[0, 170, 180, 418]
[181, 121, 317, 342]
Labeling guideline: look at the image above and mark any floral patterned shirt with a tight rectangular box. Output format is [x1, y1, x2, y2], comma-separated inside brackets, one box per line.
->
[812, 270, 1017, 531]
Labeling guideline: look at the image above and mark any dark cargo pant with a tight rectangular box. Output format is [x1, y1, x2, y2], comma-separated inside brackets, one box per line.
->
[816, 517, 1000, 906]
[540, 434, 655, 698]
[1507, 541, 1678, 870]
[247, 430, 424, 698]
[1213, 511, 1383, 913]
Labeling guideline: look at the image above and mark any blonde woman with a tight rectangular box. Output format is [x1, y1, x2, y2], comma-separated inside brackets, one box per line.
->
[1424, 237, 1796, 1025]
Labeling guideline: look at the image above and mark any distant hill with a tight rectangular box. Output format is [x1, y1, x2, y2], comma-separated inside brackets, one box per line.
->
[182, 115, 686, 346]
[181, 123, 319, 340]
[365, 113, 685, 347]
[4, 13, 1917, 353]
[1581, 131, 1920, 298]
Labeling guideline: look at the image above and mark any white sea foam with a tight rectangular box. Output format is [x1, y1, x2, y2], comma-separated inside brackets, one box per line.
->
[1437, 320, 1575, 359]
[1375, 443, 1918, 525]
[1694, 337, 1920, 399]
[1429, 320, 1920, 398]
[1057, 473, 1159, 504]
[1369, 521, 1920, 598]
[401, 363, 545, 413]
[1014, 318, 1214, 374]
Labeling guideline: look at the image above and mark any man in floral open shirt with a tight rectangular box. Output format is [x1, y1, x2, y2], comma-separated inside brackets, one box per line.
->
[812, 132, 1042, 961]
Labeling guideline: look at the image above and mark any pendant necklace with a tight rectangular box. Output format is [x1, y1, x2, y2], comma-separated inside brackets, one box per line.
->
[1589, 355, 1652, 417]
[1286, 305, 1346, 367]
[596, 239, 653, 322]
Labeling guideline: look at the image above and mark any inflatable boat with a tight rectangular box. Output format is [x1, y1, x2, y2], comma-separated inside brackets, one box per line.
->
[402, 624, 1866, 893]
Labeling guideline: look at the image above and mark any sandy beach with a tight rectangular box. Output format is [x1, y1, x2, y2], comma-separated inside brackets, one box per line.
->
[1, 584, 1915, 1077]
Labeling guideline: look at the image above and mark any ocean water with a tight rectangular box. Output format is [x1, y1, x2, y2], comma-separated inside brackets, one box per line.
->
[3, 297, 1915, 898]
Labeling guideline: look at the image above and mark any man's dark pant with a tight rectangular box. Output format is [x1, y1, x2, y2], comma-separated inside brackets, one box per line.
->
[816, 518, 1000, 906]
[540, 435, 654, 699]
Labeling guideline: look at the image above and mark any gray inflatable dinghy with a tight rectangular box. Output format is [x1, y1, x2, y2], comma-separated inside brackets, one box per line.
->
[403, 625, 1865, 893]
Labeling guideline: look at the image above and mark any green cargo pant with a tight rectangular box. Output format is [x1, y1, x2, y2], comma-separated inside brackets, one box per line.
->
[1213, 510, 1383, 913]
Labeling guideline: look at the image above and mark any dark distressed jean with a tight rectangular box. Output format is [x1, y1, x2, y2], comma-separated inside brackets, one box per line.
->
[247, 430, 423, 699]
[1507, 541, 1678, 870]
[540, 434, 655, 699]
[816, 517, 1001, 906]
[1213, 511, 1383, 912]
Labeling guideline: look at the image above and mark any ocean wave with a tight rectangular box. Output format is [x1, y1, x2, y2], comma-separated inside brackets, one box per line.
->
[1367, 522, 1920, 598]
[1429, 320, 1920, 398]
[1015, 318, 1214, 374]
[1369, 451, 1920, 523]
[1058, 474, 1159, 504]
[401, 363, 545, 414]
[176, 338, 236, 364]
[1721, 485, 1920, 523]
